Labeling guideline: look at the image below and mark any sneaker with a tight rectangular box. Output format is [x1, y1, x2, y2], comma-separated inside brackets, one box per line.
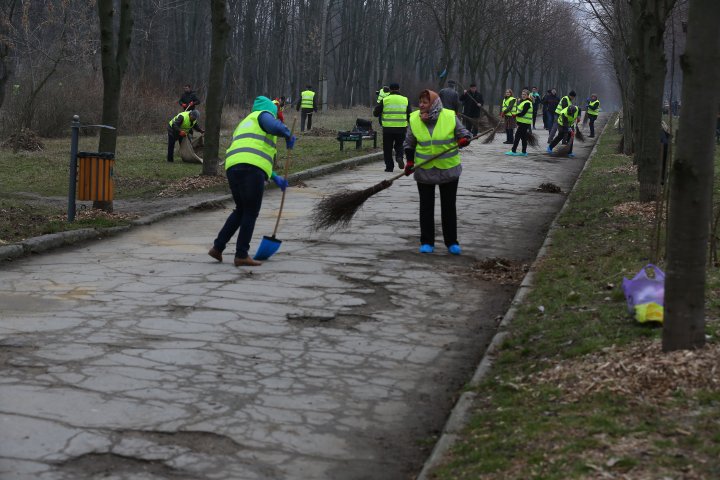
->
[234, 256, 262, 267]
[502, 141, 513, 144]
[419, 244, 434, 254]
[568, 153, 576, 158]
[546, 146, 553, 153]
[208, 247, 223, 262]
[448, 244, 462, 255]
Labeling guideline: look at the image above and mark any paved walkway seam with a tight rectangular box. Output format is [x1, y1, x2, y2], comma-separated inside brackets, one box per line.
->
[416, 123, 608, 480]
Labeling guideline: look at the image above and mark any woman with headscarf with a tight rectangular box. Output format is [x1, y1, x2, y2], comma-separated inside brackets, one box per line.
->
[500, 88, 517, 144]
[403, 89, 472, 255]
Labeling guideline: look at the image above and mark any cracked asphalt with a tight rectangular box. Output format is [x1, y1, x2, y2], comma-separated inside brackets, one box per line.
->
[0, 116, 605, 480]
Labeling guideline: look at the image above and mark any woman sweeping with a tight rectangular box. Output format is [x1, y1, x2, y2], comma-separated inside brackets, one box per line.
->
[403, 89, 472, 255]
[505, 89, 533, 157]
[207, 96, 295, 267]
[500, 88, 517, 144]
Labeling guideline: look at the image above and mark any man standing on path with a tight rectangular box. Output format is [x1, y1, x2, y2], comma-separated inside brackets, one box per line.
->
[178, 84, 201, 111]
[541, 89, 559, 130]
[373, 82, 411, 172]
[296, 84, 317, 132]
[460, 83, 484, 134]
[586, 94, 600, 137]
[167, 109, 203, 163]
[439, 80, 461, 114]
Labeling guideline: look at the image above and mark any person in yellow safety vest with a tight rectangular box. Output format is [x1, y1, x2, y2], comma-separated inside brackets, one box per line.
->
[403, 89, 472, 256]
[208, 96, 296, 267]
[500, 88, 517, 144]
[376, 85, 390, 104]
[373, 82, 412, 172]
[586, 94, 600, 137]
[547, 104, 580, 157]
[295, 84, 317, 132]
[505, 89, 534, 157]
[548, 90, 576, 144]
[167, 109, 204, 162]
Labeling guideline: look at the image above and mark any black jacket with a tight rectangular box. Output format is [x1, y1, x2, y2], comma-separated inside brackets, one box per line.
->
[179, 90, 201, 109]
[459, 90, 484, 118]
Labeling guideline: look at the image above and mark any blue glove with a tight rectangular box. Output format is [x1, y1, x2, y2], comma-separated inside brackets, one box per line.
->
[286, 135, 297, 149]
[272, 174, 289, 192]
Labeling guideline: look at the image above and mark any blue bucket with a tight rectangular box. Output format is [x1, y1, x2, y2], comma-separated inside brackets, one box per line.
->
[253, 235, 282, 260]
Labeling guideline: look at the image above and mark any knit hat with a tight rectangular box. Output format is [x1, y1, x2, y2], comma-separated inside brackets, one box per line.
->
[252, 96, 278, 117]
[389, 82, 400, 90]
[189, 109, 200, 119]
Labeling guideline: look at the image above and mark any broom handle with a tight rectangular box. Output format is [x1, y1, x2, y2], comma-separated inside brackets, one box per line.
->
[385, 130, 489, 183]
[272, 118, 297, 237]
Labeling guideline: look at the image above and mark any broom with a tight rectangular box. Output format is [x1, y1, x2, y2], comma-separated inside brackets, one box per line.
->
[555, 129, 575, 156]
[582, 110, 590, 125]
[526, 130, 539, 147]
[574, 123, 585, 142]
[311, 130, 489, 230]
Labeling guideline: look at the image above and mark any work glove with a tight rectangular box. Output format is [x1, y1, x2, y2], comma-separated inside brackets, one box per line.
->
[272, 174, 289, 192]
[404, 161, 415, 176]
[286, 135, 297, 149]
[457, 137, 470, 148]
[181, 103, 188, 108]
[179, 131, 187, 137]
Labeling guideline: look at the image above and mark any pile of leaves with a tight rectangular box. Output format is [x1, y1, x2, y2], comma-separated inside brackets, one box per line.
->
[525, 339, 720, 405]
[156, 175, 225, 197]
[301, 127, 337, 137]
[537, 182, 562, 194]
[607, 163, 637, 175]
[468, 257, 530, 286]
[611, 201, 662, 222]
[1, 129, 44, 152]
[50, 208, 139, 223]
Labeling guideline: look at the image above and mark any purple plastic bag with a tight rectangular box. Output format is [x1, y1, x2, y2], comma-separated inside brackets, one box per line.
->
[621, 264, 665, 313]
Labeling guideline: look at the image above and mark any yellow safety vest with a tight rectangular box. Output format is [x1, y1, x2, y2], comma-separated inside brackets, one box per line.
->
[301, 90, 315, 109]
[381, 94, 409, 128]
[555, 95, 571, 114]
[377, 89, 390, 103]
[502, 96, 517, 116]
[225, 110, 278, 178]
[587, 100, 600, 116]
[168, 111, 197, 133]
[558, 106, 579, 126]
[409, 109, 460, 170]
[516, 99, 533, 124]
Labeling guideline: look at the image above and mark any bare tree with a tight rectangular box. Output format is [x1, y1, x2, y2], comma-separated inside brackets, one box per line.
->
[663, 0, 720, 351]
[96, 0, 132, 212]
[202, 0, 230, 176]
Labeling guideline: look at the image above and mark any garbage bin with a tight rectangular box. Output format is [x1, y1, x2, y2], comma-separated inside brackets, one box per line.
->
[76, 151, 115, 201]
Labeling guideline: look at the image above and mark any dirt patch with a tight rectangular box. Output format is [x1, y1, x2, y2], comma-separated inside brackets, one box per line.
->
[50, 209, 139, 223]
[300, 126, 337, 137]
[156, 175, 226, 198]
[611, 201, 662, 222]
[526, 339, 720, 404]
[1, 129, 44, 152]
[466, 257, 530, 286]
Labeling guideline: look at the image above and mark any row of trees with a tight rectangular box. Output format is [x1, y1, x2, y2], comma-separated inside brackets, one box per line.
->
[0, 0, 607, 131]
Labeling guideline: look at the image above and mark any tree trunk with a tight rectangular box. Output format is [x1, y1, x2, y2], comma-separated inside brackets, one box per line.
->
[663, 0, 720, 351]
[628, 0, 676, 201]
[96, 0, 133, 212]
[202, 0, 230, 177]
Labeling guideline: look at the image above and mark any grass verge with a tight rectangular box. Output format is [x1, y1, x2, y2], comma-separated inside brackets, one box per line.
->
[0, 106, 380, 244]
[430, 118, 720, 479]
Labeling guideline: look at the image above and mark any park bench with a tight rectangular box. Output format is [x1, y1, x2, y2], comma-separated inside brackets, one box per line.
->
[337, 118, 377, 151]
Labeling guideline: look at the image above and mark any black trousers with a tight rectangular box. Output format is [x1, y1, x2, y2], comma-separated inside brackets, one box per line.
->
[417, 180, 459, 247]
[549, 125, 573, 153]
[300, 109, 313, 132]
[382, 131, 405, 171]
[463, 116, 479, 135]
[512, 123, 530, 153]
[167, 128, 181, 162]
[588, 114, 597, 136]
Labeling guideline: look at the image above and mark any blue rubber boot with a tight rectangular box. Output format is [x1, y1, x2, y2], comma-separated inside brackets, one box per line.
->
[546, 146, 553, 154]
[419, 244, 434, 254]
[448, 244, 462, 255]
